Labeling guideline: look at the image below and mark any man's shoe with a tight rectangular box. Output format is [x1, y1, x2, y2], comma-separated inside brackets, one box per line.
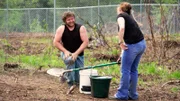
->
[66, 85, 76, 94]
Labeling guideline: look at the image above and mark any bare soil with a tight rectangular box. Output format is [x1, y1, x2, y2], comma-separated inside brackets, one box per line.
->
[0, 67, 180, 101]
[0, 33, 180, 101]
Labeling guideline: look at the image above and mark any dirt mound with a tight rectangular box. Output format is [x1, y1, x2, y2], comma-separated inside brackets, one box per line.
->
[164, 40, 180, 48]
[93, 53, 119, 62]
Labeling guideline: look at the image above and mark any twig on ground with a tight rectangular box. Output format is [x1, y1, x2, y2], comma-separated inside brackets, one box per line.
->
[161, 80, 180, 88]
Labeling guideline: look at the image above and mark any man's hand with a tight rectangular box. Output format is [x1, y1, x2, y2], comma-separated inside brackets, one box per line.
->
[71, 53, 78, 61]
[64, 51, 72, 59]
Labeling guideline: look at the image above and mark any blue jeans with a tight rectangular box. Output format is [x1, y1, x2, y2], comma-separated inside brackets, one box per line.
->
[115, 39, 146, 100]
[61, 52, 84, 87]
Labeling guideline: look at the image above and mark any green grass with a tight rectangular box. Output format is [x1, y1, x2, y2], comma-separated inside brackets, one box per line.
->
[171, 87, 180, 93]
[168, 71, 180, 80]
[170, 33, 180, 40]
[0, 50, 6, 62]
[0, 35, 179, 85]
[24, 37, 52, 44]
[139, 62, 168, 76]
[1, 53, 65, 68]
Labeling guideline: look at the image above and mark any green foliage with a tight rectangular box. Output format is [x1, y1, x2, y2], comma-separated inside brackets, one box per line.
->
[30, 18, 45, 32]
[168, 71, 180, 79]
[42, 19, 48, 32]
[155, 0, 178, 3]
[0, 50, 5, 63]
[138, 62, 171, 81]
[111, 47, 119, 56]
[0, 0, 53, 8]
[139, 62, 168, 75]
[0, 35, 179, 86]
[0, 11, 24, 32]
[171, 87, 180, 93]
[1, 39, 10, 46]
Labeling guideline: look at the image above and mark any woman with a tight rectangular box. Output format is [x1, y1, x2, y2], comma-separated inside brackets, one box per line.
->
[112, 2, 146, 100]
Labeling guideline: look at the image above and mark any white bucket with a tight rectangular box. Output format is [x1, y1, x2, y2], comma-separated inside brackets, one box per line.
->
[79, 69, 98, 94]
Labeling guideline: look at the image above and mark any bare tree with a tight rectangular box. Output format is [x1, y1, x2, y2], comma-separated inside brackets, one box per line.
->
[145, 0, 157, 57]
[75, 11, 110, 48]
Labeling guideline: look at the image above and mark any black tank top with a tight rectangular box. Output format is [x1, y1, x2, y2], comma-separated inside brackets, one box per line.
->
[62, 23, 83, 56]
[117, 13, 144, 44]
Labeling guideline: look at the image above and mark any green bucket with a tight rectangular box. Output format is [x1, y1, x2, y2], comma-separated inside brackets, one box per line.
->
[90, 76, 112, 98]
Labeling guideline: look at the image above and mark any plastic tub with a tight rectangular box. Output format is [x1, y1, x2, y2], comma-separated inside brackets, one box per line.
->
[79, 69, 98, 94]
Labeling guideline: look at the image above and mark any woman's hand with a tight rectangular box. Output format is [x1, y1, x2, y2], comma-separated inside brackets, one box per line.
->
[120, 43, 128, 50]
[116, 56, 121, 64]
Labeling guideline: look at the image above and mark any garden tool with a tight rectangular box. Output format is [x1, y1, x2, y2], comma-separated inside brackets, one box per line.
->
[59, 61, 120, 83]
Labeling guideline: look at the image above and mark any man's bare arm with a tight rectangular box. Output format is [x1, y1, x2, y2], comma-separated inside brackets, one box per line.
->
[53, 25, 71, 58]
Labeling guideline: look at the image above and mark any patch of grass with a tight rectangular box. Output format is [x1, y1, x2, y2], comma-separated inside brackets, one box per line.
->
[139, 62, 168, 76]
[0, 34, 179, 86]
[108, 35, 119, 44]
[97, 63, 120, 76]
[138, 78, 149, 87]
[168, 71, 180, 80]
[18, 54, 64, 68]
[171, 87, 180, 93]
[1, 39, 10, 46]
[170, 33, 180, 40]
[26, 37, 52, 44]
[0, 50, 6, 63]
[0, 47, 64, 68]
[111, 47, 119, 56]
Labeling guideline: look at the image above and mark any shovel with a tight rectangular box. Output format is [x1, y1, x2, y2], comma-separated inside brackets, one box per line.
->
[59, 61, 119, 83]
[47, 61, 119, 77]
[62, 62, 118, 74]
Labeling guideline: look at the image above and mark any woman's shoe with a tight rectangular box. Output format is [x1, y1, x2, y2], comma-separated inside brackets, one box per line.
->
[108, 96, 123, 100]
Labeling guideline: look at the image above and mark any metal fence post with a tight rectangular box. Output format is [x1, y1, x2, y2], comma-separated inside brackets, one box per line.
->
[6, 0, 9, 38]
[5, 0, 9, 62]
[91, 6, 93, 24]
[54, 0, 56, 34]
[98, 0, 100, 28]
[178, 0, 180, 32]
[140, 0, 142, 23]
[28, 9, 30, 32]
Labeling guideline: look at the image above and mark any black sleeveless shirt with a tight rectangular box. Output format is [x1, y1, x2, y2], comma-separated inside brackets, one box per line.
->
[62, 23, 83, 56]
[117, 13, 144, 44]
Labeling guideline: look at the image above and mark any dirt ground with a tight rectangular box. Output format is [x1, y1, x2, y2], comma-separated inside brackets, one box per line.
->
[0, 66, 179, 101]
[0, 33, 180, 101]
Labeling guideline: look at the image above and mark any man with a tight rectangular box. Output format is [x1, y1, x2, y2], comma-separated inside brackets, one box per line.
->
[53, 11, 89, 94]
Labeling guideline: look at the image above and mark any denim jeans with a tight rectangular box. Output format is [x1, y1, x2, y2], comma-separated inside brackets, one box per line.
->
[61, 52, 84, 87]
[115, 39, 146, 100]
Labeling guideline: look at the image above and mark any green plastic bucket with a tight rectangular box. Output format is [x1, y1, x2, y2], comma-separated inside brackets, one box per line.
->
[90, 76, 112, 98]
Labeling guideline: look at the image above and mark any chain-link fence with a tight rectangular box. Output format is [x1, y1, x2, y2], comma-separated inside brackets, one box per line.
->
[0, 0, 179, 35]
[0, 0, 179, 67]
